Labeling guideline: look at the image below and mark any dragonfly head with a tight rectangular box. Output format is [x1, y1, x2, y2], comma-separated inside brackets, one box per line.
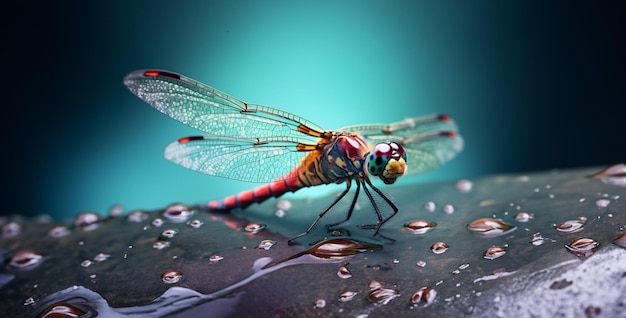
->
[365, 142, 407, 184]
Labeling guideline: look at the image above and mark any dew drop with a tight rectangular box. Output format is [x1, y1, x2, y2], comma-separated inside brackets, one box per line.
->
[162, 203, 194, 223]
[10, 250, 43, 270]
[93, 253, 110, 262]
[161, 270, 183, 284]
[48, 226, 71, 238]
[209, 254, 224, 262]
[2, 222, 22, 238]
[152, 218, 164, 227]
[368, 280, 384, 290]
[160, 229, 179, 239]
[530, 233, 545, 246]
[415, 260, 426, 267]
[613, 233, 626, 248]
[391, 258, 400, 264]
[73, 212, 102, 231]
[456, 179, 473, 192]
[337, 265, 352, 279]
[458, 263, 470, 270]
[306, 238, 383, 259]
[274, 209, 286, 218]
[403, 220, 436, 234]
[276, 200, 292, 211]
[424, 201, 436, 212]
[565, 237, 600, 259]
[244, 222, 266, 234]
[411, 287, 437, 305]
[515, 212, 533, 222]
[187, 219, 204, 228]
[467, 218, 516, 238]
[555, 219, 585, 233]
[339, 291, 358, 302]
[591, 163, 626, 186]
[313, 298, 326, 308]
[23, 297, 35, 306]
[442, 204, 455, 214]
[80, 260, 92, 268]
[430, 242, 449, 254]
[108, 204, 124, 217]
[595, 199, 611, 208]
[483, 246, 506, 260]
[257, 240, 276, 250]
[152, 241, 170, 250]
[368, 287, 400, 305]
[127, 210, 148, 222]
[40, 303, 86, 317]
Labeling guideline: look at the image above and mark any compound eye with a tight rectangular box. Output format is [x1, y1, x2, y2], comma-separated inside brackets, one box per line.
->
[366, 143, 393, 176]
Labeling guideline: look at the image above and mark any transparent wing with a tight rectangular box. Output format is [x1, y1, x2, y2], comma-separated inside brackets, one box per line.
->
[124, 70, 325, 140]
[164, 136, 311, 183]
[340, 114, 463, 175]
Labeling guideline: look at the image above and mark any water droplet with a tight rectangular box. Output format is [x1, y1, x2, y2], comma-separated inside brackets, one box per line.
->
[391, 258, 400, 264]
[127, 210, 148, 222]
[403, 220, 436, 234]
[595, 199, 611, 208]
[23, 297, 35, 306]
[549, 278, 572, 290]
[591, 163, 626, 186]
[93, 253, 110, 262]
[274, 209, 286, 218]
[467, 218, 516, 238]
[337, 265, 352, 279]
[187, 219, 204, 228]
[339, 291, 358, 302]
[209, 254, 224, 262]
[40, 303, 86, 317]
[368, 280, 384, 290]
[411, 287, 437, 305]
[458, 263, 470, 270]
[10, 250, 43, 270]
[515, 212, 533, 222]
[160, 229, 179, 239]
[80, 260, 92, 268]
[152, 218, 164, 227]
[530, 233, 545, 246]
[152, 241, 170, 250]
[565, 237, 600, 259]
[442, 204, 455, 214]
[313, 298, 326, 308]
[276, 200, 292, 211]
[456, 179, 473, 192]
[415, 260, 426, 267]
[430, 242, 449, 254]
[306, 238, 383, 259]
[162, 203, 194, 223]
[613, 233, 626, 248]
[257, 240, 276, 250]
[368, 287, 400, 305]
[555, 219, 585, 233]
[2, 222, 21, 238]
[73, 212, 102, 231]
[48, 226, 71, 238]
[483, 246, 506, 260]
[108, 204, 124, 217]
[424, 201, 436, 212]
[161, 270, 183, 284]
[244, 222, 266, 234]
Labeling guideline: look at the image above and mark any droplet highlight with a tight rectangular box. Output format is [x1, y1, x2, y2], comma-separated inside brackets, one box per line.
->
[403, 220, 436, 234]
[467, 218, 516, 238]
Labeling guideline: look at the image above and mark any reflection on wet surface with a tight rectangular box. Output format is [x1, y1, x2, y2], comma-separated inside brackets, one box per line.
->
[1, 166, 625, 317]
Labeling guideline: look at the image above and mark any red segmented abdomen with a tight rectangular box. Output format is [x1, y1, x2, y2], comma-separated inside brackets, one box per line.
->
[208, 175, 304, 210]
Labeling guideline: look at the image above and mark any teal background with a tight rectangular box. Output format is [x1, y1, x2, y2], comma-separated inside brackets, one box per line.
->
[4, 1, 625, 220]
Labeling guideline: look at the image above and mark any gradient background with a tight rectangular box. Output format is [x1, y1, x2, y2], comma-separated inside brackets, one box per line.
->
[3, 1, 625, 220]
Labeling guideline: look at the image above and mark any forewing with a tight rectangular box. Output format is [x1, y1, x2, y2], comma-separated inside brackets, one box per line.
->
[340, 114, 463, 175]
[164, 136, 310, 183]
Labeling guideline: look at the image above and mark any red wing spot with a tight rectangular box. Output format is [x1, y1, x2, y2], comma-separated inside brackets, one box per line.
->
[178, 136, 205, 143]
[144, 71, 160, 77]
[442, 131, 456, 138]
[143, 70, 182, 80]
[438, 114, 450, 122]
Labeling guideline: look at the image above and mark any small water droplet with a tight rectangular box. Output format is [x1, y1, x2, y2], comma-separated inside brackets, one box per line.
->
[160, 229, 179, 239]
[456, 179, 472, 192]
[613, 233, 626, 248]
[10, 250, 43, 270]
[80, 260, 92, 268]
[530, 233, 545, 246]
[2, 222, 21, 238]
[108, 204, 124, 217]
[274, 209, 286, 218]
[162, 203, 194, 223]
[411, 287, 437, 305]
[403, 220, 436, 234]
[515, 212, 533, 222]
[442, 204, 455, 214]
[209, 254, 224, 262]
[257, 240, 276, 250]
[161, 270, 183, 284]
[555, 219, 586, 233]
[187, 219, 204, 228]
[565, 237, 600, 259]
[306, 238, 383, 259]
[244, 222, 266, 234]
[458, 263, 470, 270]
[40, 303, 86, 317]
[73, 212, 102, 231]
[337, 265, 352, 279]
[127, 210, 148, 222]
[430, 242, 449, 254]
[152, 218, 164, 227]
[424, 201, 436, 212]
[93, 253, 110, 262]
[415, 260, 426, 267]
[483, 246, 506, 260]
[391, 258, 400, 264]
[23, 297, 35, 306]
[48, 226, 71, 238]
[595, 199, 611, 208]
[313, 298, 326, 308]
[467, 218, 516, 238]
[368, 287, 400, 305]
[276, 200, 292, 211]
[339, 291, 358, 302]
[153, 241, 170, 250]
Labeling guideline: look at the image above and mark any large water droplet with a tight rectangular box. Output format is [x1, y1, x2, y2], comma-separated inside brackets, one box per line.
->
[306, 238, 383, 259]
[467, 218, 516, 238]
[338, 291, 358, 302]
[368, 287, 400, 305]
[39, 303, 86, 318]
[73, 212, 102, 231]
[403, 220, 436, 234]
[430, 242, 449, 254]
[10, 250, 43, 270]
[337, 265, 352, 279]
[564, 237, 600, 259]
[555, 219, 585, 233]
[161, 270, 183, 284]
[483, 246, 506, 260]
[411, 287, 437, 306]
[162, 203, 194, 223]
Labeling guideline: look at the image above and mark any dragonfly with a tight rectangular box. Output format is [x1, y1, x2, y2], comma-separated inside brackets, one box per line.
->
[124, 70, 463, 243]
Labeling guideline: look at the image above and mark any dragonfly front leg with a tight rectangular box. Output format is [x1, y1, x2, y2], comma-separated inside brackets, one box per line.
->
[325, 180, 361, 230]
[288, 179, 353, 245]
[359, 177, 399, 239]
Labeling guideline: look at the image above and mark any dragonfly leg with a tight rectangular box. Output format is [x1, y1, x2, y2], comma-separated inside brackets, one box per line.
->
[359, 178, 399, 236]
[325, 180, 361, 229]
[288, 180, 353, 245]
[365, 177, 399, 227]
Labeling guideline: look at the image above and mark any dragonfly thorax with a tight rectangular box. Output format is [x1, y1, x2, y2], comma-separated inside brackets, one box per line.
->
[365, 142, 407, 184]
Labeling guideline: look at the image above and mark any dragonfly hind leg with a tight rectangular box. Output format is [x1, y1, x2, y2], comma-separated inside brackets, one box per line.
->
[358, 178, 399, 240]
[324, 180, 361, 230]
[287, 180, 354, 245]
